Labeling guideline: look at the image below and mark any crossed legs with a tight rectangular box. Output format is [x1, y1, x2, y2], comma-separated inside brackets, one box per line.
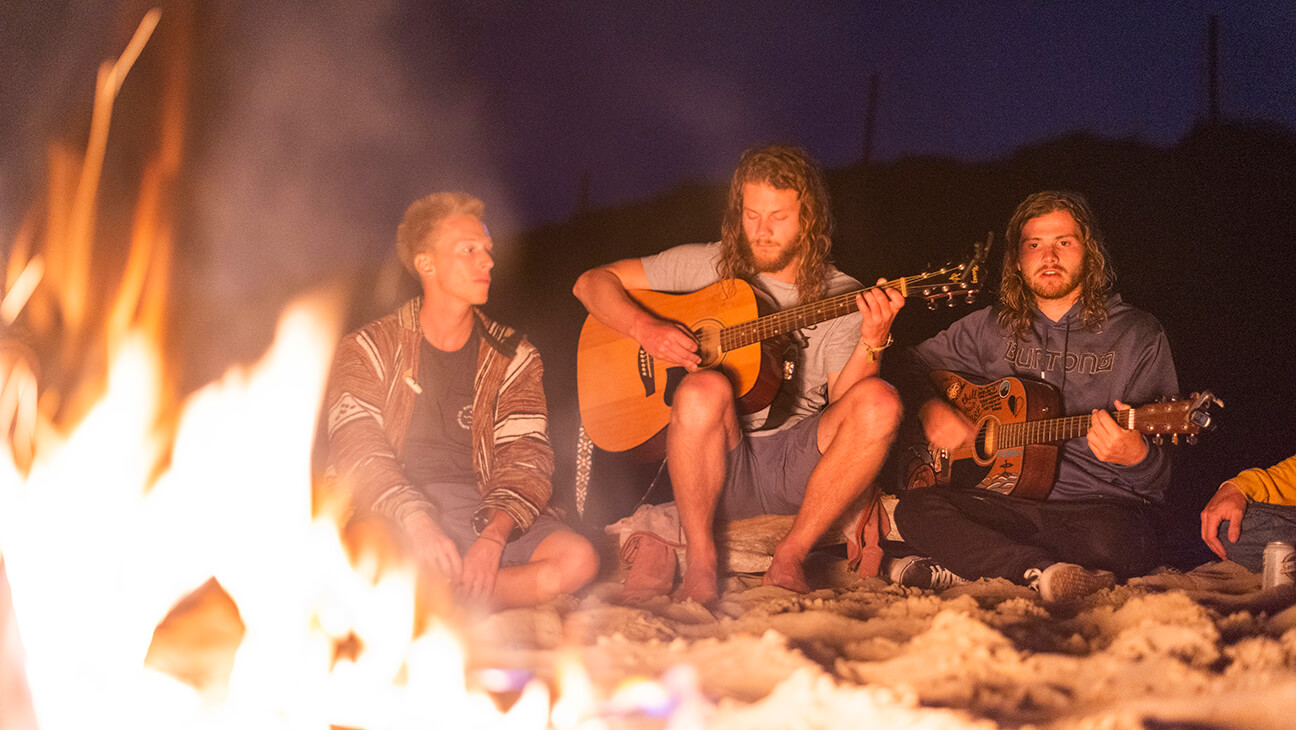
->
[490, 528, 600, 609]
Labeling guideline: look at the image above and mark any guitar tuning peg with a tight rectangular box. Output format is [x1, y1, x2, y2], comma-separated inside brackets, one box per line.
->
[1153, 434, 1164, 445]
[964, 293, 976, 304]
[1187, 434, 1198, 446]
[927, 300, 938, 311]
[946, 298, 956, 308]
[1171, 434, 1180, 445]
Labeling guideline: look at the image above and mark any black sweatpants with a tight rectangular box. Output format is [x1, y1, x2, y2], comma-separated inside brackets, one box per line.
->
[894, 487, 1157, 582]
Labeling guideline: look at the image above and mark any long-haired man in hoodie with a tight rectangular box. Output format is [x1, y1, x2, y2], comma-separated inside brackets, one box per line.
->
[892, 191, 1178, 602]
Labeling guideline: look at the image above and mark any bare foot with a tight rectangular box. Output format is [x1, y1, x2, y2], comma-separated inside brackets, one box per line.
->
[673, 560, 719, 605]
[762, 551, 810, 593]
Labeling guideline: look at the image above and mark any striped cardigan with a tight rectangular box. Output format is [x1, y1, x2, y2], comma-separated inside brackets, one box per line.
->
[325, 298, 553, 535]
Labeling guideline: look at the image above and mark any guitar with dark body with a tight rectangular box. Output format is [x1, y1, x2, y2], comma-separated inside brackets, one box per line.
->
[902, 370, 1222, 499]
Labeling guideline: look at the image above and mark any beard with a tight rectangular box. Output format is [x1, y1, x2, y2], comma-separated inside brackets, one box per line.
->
[1025, 265, 1083, 301]
[740, 234, 801, 274]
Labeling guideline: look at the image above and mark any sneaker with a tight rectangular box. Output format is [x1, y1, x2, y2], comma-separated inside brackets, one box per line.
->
[888, 555, 970, 591]
[1026, 562, 1116, 603]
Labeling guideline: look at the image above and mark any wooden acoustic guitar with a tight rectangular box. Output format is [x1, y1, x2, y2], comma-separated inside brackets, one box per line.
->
[902, 370, 1222, 499]
[577, 242, 988, 453]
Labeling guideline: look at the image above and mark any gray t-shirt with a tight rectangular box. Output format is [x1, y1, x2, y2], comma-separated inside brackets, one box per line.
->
[641, 242, 863, 433]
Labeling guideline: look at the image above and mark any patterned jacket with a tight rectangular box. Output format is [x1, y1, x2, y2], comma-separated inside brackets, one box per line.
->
[325, 298, 553, 535]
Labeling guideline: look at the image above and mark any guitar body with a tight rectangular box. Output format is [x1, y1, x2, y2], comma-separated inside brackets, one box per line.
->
[577, 280, 783, 453]
[919, 371, 1062, 499]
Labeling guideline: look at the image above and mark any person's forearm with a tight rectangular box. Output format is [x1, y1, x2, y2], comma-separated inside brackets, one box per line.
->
[476, 509, 515, 545]
[573, 268, 653, 339]
[827, 341, 882, 402]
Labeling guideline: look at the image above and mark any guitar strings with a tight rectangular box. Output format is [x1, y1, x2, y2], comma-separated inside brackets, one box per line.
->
[718, 270, 967, 351]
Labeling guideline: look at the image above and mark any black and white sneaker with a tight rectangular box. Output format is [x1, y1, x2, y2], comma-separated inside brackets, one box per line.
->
[1025, 562, 1116, 603]
[888, 555, 970, 591]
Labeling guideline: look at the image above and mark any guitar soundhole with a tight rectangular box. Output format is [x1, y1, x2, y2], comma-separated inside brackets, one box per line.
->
[694, 321, 723, 369]
[973, 419, 998, 463]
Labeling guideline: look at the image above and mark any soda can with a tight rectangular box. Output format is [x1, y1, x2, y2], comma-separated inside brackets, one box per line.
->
[1262, 541, 1295, 589]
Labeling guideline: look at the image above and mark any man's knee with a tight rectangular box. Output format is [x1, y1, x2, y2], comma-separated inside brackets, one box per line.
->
[535, 530, 601, 595]
[835, 377, 903, 439]
[562, 533, 601, 587]
[669, 370, 734, 432]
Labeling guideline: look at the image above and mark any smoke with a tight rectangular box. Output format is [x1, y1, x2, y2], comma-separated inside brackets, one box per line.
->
[185, 0, 521, 376]
[0, 0, 118, 248]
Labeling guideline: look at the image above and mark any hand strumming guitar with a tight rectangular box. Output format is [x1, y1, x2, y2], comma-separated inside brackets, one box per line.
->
[919, 399, 975, 451]
[630, 315, 701, 371]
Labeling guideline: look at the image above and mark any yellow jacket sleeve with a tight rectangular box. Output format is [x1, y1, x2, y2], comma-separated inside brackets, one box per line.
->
[1228, 453, 1296, 505]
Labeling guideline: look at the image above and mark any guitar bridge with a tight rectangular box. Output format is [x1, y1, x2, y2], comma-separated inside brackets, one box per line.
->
[637, 347, 655, 397]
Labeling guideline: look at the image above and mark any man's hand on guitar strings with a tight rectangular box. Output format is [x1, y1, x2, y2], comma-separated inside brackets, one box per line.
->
[856, 278, 905, 349]
[631, 317, 701, 370]
[920, 399, 975, 451]
[1086, 400, 1150, 466]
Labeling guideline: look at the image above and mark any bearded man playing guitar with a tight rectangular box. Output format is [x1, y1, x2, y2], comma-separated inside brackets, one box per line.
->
[573, 144, 905, 604]
[893, 191, 1179, 603]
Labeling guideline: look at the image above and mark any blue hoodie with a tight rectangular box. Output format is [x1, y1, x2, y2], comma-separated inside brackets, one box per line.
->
[904, 294, 1178, 504]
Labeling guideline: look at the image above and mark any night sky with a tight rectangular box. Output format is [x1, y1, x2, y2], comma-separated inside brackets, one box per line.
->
[4, 2, 1295, 243]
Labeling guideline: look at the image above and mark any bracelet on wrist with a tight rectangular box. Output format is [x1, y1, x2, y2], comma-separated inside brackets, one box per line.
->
[862, 332, 894, 363]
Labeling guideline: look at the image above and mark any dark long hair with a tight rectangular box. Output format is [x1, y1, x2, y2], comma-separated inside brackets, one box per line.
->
[997, 191, 1114, 339]
[717, 144, 833, 302]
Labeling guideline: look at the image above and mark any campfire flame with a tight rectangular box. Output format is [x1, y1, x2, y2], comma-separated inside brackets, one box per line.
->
[0, 9, 691, 730]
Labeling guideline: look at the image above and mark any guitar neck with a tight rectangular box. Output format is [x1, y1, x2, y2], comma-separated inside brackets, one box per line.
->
[718, 279, 909, 352]
[998, 409, 1135, 449]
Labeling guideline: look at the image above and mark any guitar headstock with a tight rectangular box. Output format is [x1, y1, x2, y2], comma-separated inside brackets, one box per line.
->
[910, 232, 992, 310]
[1131, 390, 1224, 446]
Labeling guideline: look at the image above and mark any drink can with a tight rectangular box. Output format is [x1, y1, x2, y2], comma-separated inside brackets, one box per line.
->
[1262, 541, 1295, 589]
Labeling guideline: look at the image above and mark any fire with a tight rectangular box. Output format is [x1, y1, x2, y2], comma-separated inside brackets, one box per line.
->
[0, 9, 620, 730]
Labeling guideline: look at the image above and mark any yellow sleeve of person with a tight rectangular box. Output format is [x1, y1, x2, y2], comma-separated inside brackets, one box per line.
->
[1226, 453, 1296, 505]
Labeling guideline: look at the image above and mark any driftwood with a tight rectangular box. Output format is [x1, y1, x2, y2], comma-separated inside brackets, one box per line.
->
[714, 511, 859, 574]
[609, 494, 901, 576]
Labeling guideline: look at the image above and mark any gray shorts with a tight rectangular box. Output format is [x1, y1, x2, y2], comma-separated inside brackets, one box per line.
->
[425, 481, 568, 568]
[714, 411, 825, 520]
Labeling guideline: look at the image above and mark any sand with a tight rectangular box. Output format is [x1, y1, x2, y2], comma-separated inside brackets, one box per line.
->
[464, 559, 1296, 729]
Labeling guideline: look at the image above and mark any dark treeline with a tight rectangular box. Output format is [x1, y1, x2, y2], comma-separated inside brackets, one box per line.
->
[486, 121, 1296, 569]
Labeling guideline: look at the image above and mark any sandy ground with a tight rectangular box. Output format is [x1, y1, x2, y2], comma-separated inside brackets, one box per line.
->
[464, 557, 1296, 729]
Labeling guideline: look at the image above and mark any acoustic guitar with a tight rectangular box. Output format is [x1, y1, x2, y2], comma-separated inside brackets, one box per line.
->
[902, 370, 1222, 498]
[577, 242, 988, 453]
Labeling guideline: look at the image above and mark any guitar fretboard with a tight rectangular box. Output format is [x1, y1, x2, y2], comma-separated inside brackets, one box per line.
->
[718, 269, 970, 352]
[997, 410, 1133, 448]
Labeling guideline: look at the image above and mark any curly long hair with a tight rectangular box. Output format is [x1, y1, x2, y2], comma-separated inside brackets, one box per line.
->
[997, 191, 1114, 339]
[717, 144, 834, 303]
